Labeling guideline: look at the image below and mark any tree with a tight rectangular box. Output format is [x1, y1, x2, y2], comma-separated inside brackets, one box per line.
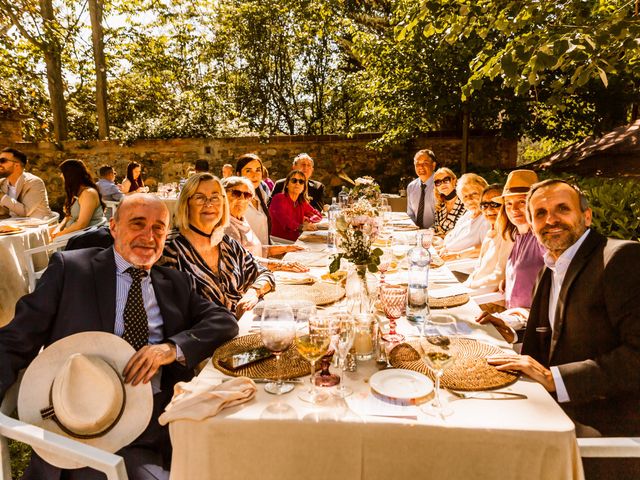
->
[88, 0, 108, 139]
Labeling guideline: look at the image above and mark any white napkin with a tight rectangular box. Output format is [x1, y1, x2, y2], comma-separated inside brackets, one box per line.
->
[283, 251, 328, 267]
[274, 271, 316, 285]
[158, 376, 257, 425]
[429, 285, 472, 298]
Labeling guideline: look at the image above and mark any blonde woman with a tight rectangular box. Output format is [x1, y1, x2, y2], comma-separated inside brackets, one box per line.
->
[432, 167, 465, 237]
[162, 173, 274, 318]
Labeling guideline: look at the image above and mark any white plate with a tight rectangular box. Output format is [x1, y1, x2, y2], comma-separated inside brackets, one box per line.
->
[369, 369, 433, 405]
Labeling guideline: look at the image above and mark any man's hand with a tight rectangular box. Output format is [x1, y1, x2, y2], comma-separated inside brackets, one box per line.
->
[302, 221, 318, 232]
[476, 311, 515, 343]
[279, 261, 308, 272]
[123, 343, 177, 386]
[236, 288, 260, 318]
[487, 354, 556, 392]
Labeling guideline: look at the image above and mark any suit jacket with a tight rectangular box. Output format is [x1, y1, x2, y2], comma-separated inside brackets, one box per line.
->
[64, 225, 114, 250]
[522, 230, 640, 436]
[270, 178, 326, 212]
[0, 171, 53, 219]
[0, 247, 238, 399]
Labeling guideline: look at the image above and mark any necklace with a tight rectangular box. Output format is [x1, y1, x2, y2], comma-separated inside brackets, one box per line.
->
[189, 223, 213, 238]
[444, 190, 458, 201]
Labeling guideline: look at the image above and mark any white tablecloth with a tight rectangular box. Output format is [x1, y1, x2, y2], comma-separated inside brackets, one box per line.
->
[167, 243, 584, 480]
[0, 222, 50, 327]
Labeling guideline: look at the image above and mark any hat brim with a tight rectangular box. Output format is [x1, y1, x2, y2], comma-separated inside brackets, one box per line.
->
[493, 190, 530, 204]
[18, 332, 153, 469]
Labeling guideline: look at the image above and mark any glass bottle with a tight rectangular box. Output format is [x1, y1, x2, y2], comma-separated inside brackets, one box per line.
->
[327, 197, 339, 250]
[406, 233, 431, 325]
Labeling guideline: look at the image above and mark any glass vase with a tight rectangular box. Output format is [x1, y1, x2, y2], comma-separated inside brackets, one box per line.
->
[346, 263, 377, 315]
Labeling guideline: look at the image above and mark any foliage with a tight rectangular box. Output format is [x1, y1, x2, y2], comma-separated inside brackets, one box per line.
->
[9, 438, 31, 477]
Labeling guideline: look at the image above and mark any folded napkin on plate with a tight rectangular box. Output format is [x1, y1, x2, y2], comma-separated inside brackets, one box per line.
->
[274, 271, 316, 285]
[158, 376, 257, 425]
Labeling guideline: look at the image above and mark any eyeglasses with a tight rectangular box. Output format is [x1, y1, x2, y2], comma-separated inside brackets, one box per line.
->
[190, 194, 223, 206]
[434, 176, 452, 187]
[289, 178, 306, 185]
[0, 158, 16, 165]
[228, 189, 253, 200]
[480, 201, 501, 210]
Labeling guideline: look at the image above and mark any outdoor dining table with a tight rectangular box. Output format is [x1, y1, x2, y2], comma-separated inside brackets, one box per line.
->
[167, 226, 584, 480]
[0, 219, 50, 327]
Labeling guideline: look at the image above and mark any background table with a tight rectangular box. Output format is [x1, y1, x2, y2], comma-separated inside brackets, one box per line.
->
[168, 239, 584, 480]
[0, 222, 50, 327]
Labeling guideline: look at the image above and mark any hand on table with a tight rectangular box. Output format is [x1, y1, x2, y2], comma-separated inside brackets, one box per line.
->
[277, 261, 309, 272]
[487, 354, 556, 392]
[236, 289, 260, 319]
[124, 343, 177, 386]
[476, 311, 516, 343]
[284, 244, 305, 253]
[302, 221, 318, 232]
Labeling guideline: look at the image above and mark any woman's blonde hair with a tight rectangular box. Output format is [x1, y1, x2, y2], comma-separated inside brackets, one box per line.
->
[433, 167, 458, 209]
[456, 173, 488, 195]
[174, 173, 230, 235]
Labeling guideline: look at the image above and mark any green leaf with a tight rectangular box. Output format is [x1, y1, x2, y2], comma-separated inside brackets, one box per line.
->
[329, 254, 342, 274]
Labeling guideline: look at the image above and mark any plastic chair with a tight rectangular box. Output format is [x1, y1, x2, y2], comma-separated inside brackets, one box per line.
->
[104, 201, 120, 220]
[0, 376, 128, 480]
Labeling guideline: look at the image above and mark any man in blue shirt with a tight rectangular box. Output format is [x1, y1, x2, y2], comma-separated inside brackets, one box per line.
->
[96, 164, 124, 202]
[406, 149, 437, 228]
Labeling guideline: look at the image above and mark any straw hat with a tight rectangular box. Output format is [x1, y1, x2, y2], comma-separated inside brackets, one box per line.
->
[495, 169, 539, 203]
[18, 332, 153, 469]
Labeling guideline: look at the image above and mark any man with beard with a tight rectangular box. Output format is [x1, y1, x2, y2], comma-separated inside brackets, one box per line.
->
[487, 179, 640, 479]
[0, 147, 53, 219]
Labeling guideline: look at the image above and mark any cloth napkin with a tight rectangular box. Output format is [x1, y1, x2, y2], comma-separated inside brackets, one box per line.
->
[274, 271, 316, 285]
[158, 376, 257, 425]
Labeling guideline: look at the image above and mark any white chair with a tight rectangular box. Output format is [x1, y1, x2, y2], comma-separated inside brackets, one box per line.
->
[0, 376, 128, 480]
[45, 211, 60, 227]
[578, 437, 640, 458]
[104, 201, 120, 220]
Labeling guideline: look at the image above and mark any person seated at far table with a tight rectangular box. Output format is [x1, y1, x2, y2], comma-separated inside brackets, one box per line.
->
[463, 184, 514, 295]
[269, 153, 326, 212]
[194, 159, 210, 173]
[52, 159, 106, 239]
[0, 147, 53, 220]
[122, 161, 149, 194]
[437, 173, 490, 261]
[236, 154, 272, 246]
[96, 164, 124, 202]
[432, 167, 466, 237]
[161, 173, 275, 319]
[222, 176, 307, 272]
[269, 169, 322, 242]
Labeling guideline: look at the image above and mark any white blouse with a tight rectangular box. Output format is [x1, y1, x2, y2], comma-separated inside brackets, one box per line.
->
[464, 229, 514, 294]
[443, 210, 490, 252]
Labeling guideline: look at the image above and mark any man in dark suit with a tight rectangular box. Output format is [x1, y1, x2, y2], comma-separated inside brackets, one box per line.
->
[488, 180, 640, 477]
[269, 153, 326, 212]
[0, 194, 238, 480]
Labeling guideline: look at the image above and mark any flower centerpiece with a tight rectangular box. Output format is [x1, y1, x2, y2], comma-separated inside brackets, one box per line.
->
[348, 176, 381, 204]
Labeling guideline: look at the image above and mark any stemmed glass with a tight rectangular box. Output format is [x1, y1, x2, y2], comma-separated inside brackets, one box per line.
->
[330, 312, 356, 398]
[377, 250, 393, 285]
[260, 302, 296, 395]
[295, 314, 331, 403]
[419, 314, 458, 417]
[391, 235, 410, 267]
[379, 283, 407, 344]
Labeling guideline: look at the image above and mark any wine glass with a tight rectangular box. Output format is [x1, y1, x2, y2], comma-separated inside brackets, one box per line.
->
[377, 250, 393, 285]
[379, 283, 406, 344]
[295, 314, 331, 403]
[391, 235, 410, 267]
[260, 302, 296, 395]
[330, 312, 356, 398]
[419, 314, 458, 417]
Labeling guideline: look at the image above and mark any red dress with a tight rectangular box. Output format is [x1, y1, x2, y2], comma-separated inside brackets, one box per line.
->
[268, 193, 322, 241]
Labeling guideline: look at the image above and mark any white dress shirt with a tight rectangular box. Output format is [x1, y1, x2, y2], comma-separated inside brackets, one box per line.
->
[406, 176, 435, 228]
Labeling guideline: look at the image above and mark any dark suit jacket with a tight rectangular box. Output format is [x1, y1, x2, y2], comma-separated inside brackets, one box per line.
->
[0, 247, 238, 399]
[522, 230, 640, 436]
[64, 225, 114, 250]
[270, 178, 325, 212]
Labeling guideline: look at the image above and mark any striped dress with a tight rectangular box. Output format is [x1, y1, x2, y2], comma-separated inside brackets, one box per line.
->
[433, 197, 466, 236]
[161, 232, 275, 314]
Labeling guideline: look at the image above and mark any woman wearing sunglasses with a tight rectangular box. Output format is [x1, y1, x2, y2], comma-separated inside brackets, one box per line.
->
[222, 176, 308, 272]
[162, 173, 275, 319]
[463, 184, 514, 294]
[432, 167, 465, 237]
[269, 169, 322, 242]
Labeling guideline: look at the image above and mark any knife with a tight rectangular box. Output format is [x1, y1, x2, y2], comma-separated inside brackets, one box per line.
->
[221, 377, 304, 384]
[448, 389, 528, 400]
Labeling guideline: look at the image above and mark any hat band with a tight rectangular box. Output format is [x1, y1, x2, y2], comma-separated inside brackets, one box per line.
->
[40, 364, 127, 440]
[503, 186, 530, 194]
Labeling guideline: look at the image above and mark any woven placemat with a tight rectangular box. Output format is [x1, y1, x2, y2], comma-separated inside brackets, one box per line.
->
[264, 282, 345, 306]
[298, 232, 327, 243]
[428, 293, 469, 309]
[389, 338, 519, 391]
[212, 334, 310, 379]
[430, 256, 445, 268]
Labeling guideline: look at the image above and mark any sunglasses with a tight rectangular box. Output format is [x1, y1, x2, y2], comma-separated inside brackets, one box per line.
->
[228, 189, 253, 200]
[0, 158, 16, 165]
[289, 178, 306, 185]
[434, 176, 452, 187]
[480, 201, 501, 210]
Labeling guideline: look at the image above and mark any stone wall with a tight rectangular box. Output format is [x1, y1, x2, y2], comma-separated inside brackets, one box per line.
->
[4, 133, 516, 212]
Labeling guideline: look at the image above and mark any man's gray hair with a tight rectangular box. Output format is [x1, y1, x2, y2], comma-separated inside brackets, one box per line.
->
[414, 149, 437, 164]
[293, 153, 314, 166]
[526, 179, 589, 217]
[221, 176, 255, 195]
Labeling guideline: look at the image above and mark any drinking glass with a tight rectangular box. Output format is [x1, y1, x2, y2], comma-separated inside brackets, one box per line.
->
[260, 302, 296, 395]
[419, 314, 458, 416]
[296, 315, 331, 403]
[377, 250, 393, 285]
[379, 283, 406, 344]
[421, 228, 435, 249]
[391, 235, 410, 267]
[330, 313, 356, 398]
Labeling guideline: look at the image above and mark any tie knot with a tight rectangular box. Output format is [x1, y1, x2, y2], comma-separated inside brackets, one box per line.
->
[125, 267, 148, 281]
[421, 183, 426, 191]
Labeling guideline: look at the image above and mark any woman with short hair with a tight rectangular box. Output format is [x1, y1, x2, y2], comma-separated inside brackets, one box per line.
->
[162, 173, 275, 318]
[432, 167, 465, 237]
[52, 159, 106, 238]
[268, 170, 322, 242]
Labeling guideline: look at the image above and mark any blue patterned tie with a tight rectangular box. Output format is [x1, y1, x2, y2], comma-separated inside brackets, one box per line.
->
[416, 183, 426, 228]
[122, 267, 149, 351]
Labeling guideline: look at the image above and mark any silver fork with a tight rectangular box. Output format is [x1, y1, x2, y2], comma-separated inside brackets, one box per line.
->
[447, 389, 528, 400]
